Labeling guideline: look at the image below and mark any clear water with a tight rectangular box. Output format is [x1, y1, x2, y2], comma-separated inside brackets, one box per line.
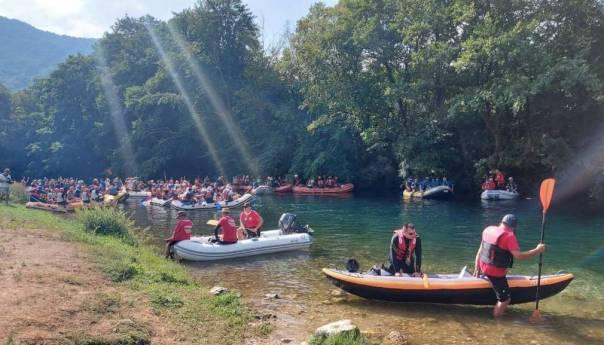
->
[125, 194, 604, 344]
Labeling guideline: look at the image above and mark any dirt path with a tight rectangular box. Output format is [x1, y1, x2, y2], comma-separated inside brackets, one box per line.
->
[0, 228, 179, 344]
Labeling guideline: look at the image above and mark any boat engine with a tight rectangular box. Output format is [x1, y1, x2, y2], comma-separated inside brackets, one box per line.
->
[278, 213, 313, 234]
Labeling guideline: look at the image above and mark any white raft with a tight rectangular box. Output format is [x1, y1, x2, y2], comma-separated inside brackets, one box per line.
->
[128, 191, 151, 198]
[171, 193, 253, 210]
[251, 185, 271, 195]
[173, 230, 312, 261]
[142, 197, 173, 207]
[481, 190, 519, 200]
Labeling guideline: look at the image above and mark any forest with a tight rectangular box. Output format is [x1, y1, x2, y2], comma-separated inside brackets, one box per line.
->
[0, 0, 603, 199]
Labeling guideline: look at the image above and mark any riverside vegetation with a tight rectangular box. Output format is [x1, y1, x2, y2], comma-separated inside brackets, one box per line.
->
[0, 201, 265, 344]
[0, 0, 603, 200]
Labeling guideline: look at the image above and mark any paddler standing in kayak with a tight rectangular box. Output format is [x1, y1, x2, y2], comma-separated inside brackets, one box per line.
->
[388, 223, 422, 277]
[474, 214, 545, 318]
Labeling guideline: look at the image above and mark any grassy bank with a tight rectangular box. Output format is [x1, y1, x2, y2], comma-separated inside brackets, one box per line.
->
[0, 204, 266, 344]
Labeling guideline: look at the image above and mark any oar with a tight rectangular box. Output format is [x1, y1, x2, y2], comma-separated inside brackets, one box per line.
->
[529, 178, 556, 323]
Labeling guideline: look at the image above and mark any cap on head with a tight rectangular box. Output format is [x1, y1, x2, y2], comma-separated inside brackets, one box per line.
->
[177, 211, 187, 218]
[243, 202, 251, 208]
[501, 214, 518, 228]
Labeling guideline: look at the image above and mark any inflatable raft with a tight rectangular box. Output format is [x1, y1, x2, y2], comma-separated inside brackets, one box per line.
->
[323, 268, 573, 305]
[292, 183, 354, 194]
[252, 185, 271, 195]
[103, 192, 129, 205]
[128, 191, 151, 198]
[481, 190, 519, 200]
[25, 201, 83, 213]
[403, 186, 453, 200]
[142, 197, 172, 207]
[171, 193, 253, 210]
[273, 184, 293, 193]
[173, 229, 312, 261]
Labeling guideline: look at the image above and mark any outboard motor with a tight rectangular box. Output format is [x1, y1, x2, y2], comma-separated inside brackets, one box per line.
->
[278, 213, 313, 234]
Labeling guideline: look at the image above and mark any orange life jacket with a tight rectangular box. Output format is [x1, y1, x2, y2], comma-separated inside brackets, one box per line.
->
[394, 230, 417, 261]
[479, 226, 514, 268]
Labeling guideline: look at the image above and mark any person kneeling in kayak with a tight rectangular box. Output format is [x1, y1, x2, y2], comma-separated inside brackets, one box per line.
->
[213, 208, 238, 244]
[164, 211, 193, 258]
[238, 202, 264, 238]
[473, 214, 545, 318]
[388, 223, 422, 277]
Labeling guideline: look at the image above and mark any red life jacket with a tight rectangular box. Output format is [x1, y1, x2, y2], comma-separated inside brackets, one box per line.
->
[394, 230, 416, 261]
[480, 226, 514, 268]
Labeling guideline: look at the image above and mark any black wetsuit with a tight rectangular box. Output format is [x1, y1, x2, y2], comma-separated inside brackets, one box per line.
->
[388, 235, 422, 274]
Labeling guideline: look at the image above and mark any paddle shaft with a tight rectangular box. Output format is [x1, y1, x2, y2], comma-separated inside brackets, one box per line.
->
[534, 211, 547, 310]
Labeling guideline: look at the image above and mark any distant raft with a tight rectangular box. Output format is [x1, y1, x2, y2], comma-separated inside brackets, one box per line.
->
[103, 191, 129, 205]
[127, 191, 151, 198]
[481, 190, 519, 200]
[171, 193, 254, 210]
[273, 184, 293, 193]
[403, 186, 453, 200]
[251, 185, 271, 195]
[25, 201, 83, 213]
[173, 229, 312, 261]
[292, 183, 354, 194]
[142, 197, 173, 207]
[323, 268, 573, 305]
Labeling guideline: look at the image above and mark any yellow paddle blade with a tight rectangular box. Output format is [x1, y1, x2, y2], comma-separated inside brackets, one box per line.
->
[422, 273, 429, 288]
[206, 219, 219, 226]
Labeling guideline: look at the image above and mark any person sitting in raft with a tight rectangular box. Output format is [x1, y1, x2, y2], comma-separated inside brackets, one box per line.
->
[482, 177, 496, 190]
[494, 169, 506, 189]
[213, 208, 238, 244]
[387, 223, 422, 277]
[164, 211, 193, 258]
[238, 202, 264, 238]
[473, 214, 545, 318]
[506, 177, 517, 193]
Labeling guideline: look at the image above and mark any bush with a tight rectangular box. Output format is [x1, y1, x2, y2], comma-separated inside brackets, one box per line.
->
[9, 183, 29, 203]
[76, 207, 134, 240]
[104, 258, 139, 282]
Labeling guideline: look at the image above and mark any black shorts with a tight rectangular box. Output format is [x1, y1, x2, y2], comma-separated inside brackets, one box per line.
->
[486, 275, 511, 302]
[245, 228, 261, 238]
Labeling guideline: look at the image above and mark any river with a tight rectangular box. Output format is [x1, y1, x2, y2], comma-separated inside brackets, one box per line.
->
[125, 193, 604, 344]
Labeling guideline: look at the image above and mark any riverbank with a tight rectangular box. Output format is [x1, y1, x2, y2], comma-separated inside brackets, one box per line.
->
[0, 205, 274, 344]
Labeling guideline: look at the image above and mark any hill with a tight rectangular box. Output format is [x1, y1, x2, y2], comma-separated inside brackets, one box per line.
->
[0, 16, 96, 90]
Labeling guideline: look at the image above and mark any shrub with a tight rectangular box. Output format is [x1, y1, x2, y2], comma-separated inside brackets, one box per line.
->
[9, 183, 29, 203]
[104, 258, 139, 282]
[76, 207, 134, 240]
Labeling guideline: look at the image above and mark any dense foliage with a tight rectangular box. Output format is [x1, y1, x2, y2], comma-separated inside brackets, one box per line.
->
[0, 0, 603, 199]
[0, 16, 95, 90]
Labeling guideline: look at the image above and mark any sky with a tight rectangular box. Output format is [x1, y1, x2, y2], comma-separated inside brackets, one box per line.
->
[0, 0, 337, 44]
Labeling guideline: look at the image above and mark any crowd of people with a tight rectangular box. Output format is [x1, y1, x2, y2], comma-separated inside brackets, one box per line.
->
[403, 176, 453, 192]
[481, 169, 518, 193]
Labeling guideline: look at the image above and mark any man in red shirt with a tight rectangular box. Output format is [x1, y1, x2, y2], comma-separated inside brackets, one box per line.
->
[473, 214, 545, 318]
[214, 208, 238, 244]
[481, 177, 496, 190]
[238, 202, 264, 238]
[164, 211, 193, 258]
[494, 169, 506, 189]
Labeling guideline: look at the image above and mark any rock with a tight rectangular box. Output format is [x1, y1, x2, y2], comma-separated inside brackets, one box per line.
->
[210, 286, 227, 295]
[320, 299, 332, 305]
[280, 338, 293, 343]
[265, 293, 280, 299]
[332, 297, 347, 303]
[330, 289, 344, 297]
[381, 331, 409, 345]
[315, 319, 359, 338]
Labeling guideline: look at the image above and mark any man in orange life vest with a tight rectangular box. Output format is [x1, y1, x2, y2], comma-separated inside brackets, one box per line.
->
[474, 214, 545, 318]
[213, 208, 238, 244]
[388, 223, 422, 277]
[164, 211, 193, 258]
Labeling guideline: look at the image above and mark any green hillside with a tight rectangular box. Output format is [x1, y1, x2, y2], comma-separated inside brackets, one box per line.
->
[0, 16, 96, 90]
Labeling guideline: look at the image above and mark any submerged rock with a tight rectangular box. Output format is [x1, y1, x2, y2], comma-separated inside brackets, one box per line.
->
[315, 319, 359, 337]
[265, 293, 280, 299]
[209, 286, 227, 295]
[381, 331, 409, 345]
[330, 289, 344, 297]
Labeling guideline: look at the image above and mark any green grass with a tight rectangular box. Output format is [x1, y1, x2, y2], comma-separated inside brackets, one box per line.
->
[0, 204, 256, 344]
[308, 332, 367, 345]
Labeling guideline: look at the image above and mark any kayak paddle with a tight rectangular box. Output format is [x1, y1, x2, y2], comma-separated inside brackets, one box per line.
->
[530, 178, 556, 323]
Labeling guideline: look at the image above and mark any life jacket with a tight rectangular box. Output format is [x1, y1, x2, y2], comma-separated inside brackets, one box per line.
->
[393, 230, 417, 261]
[479, 226, 514, 268]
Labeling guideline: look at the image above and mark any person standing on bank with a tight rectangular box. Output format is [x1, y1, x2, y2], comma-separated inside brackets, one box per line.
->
[388, 223, 422, 277]
[238, 202, 264, 238]
[0, 168, 13, 205]
[164, 211, 193, 258]
[474, 214, 545, 318]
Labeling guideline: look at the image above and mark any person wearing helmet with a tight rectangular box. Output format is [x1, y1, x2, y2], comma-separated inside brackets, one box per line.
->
[474, 214, 545, 318]
[164, 211, 193, 258]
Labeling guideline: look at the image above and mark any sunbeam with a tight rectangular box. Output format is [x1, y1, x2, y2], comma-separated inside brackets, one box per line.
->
[144, 22, 226, 177]
[94, 46, 138, 175]
[166, 21, 259, 176]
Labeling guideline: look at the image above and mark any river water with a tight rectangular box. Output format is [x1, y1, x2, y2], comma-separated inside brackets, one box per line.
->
[125, 194, 604, 344]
